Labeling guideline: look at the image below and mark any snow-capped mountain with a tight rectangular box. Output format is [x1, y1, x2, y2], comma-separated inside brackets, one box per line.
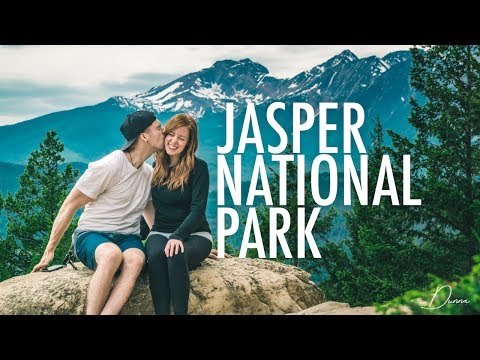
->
[115, 58, 272, 118]
[0, 49, 415, 165]
[111, 49, 413, 124]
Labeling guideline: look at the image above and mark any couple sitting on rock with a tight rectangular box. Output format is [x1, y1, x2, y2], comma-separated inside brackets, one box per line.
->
[32, 110, 229, 315]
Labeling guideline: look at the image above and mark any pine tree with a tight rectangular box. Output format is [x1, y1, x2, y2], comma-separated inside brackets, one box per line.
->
[320, 117, 427, 306]
[2, 131, 79, 276]
[389, 45, 480, 276]
[0, 195, 17, 281]
[0, 236, 17, 281]
[317, 46, 480, 306]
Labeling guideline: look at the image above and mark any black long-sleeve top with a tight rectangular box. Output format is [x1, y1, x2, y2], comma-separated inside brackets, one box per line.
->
[151, 156, 211, 241]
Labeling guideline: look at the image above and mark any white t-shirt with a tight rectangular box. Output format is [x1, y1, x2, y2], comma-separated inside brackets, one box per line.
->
[75, 150, 153, 235]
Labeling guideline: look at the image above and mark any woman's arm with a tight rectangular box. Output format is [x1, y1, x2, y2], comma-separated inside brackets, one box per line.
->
[169, 159, 209, 242]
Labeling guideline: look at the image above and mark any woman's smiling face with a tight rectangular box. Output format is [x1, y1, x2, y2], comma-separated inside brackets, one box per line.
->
[165, 125, 190, 158]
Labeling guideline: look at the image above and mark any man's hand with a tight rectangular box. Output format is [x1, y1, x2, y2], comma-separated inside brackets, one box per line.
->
[208, 249, 232, 261]
[31, 188, 92, 273]
[165, 239, 184, 257]
[32, 250, 54, 272]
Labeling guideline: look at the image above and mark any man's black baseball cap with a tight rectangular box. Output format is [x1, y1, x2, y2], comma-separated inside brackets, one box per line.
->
[120, 110, 157, 151]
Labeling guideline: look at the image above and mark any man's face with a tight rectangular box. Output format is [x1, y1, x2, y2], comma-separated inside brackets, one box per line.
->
[144, 119, 165, 150]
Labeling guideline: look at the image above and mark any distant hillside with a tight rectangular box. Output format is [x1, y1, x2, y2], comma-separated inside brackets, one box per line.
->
[0, 162, 88, 196]
[0, 162, 24, 195]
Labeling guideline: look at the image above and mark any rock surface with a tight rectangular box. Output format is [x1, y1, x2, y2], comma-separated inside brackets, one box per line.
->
[294, 301, 377, 315]
[0, 258, 324, 315]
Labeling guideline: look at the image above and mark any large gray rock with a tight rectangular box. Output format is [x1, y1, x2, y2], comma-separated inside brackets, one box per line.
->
[0, 258, 324, 315]
[294, 301, 377, 315]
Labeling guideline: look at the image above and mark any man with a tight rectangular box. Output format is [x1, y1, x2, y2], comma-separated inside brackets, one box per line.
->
[32, 110, 165, 315]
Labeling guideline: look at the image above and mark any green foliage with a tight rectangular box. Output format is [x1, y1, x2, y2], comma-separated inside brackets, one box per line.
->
[0, 237, 17, 280]
[0, 193, 17, 280]
[388, 45, 480, 275]
[212, 237, 239, 257]
[241, 144, 337, 274]
[320, 117, 428, 306]
[0, 131, 79, 280]
[378, 253, 480, 315]
[320, 46, 480, 307]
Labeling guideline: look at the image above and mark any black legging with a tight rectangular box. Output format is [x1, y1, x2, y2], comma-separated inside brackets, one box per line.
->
[145, 233, 212, 315]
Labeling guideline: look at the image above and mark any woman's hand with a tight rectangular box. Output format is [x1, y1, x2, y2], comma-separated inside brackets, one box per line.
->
[165, 239, 184, 257]
[208, 249, 232, 261]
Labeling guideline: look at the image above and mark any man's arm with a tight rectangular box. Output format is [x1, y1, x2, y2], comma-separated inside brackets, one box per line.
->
[142, 200, 155, 231]
[32, 188, 93, 272]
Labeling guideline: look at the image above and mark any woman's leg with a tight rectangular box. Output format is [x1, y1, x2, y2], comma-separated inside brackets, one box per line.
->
[145, 234, 170, 315]
[168, 235, 212, 315]
[185, 235, 213, 269]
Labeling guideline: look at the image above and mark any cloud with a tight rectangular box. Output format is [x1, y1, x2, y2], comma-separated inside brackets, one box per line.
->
[0, 79, 79, 97]
[0, 72, 182, 124]
[0, 45, 412, 125]
[235, 45, 413, 78]
[0, 79, 105, 124]
[99, 72, 182, 96]
[0, 45, 29, 49]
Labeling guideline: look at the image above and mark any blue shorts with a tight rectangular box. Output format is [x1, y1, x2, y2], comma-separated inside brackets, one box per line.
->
[73, 231, 145, 271]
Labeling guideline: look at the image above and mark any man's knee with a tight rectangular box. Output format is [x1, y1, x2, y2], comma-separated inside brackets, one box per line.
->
[95, 243, 122, 268]
[123, 248, 145, 271]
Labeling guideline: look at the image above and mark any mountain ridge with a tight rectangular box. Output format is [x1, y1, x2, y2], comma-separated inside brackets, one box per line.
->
[0, 49, 415, 165]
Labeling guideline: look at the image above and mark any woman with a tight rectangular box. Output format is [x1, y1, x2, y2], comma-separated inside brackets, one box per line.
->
[144, 113, 213, 315]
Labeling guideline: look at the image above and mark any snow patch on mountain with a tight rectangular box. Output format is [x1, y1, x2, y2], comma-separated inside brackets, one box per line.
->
[194, 83, 226, 100]
[110, 50, 411, 120]
[146, 82, 183, 102]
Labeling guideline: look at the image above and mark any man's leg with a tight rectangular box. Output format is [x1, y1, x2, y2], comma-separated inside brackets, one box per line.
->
[86, 242, 123, 315]
[100, 248, 145, 315]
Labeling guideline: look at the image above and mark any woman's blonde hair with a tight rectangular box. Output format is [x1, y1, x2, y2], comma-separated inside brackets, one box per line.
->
[152, 114, 199, 190]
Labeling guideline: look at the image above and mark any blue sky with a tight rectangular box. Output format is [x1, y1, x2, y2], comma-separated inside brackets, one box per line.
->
[0, 45, 411, 126]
